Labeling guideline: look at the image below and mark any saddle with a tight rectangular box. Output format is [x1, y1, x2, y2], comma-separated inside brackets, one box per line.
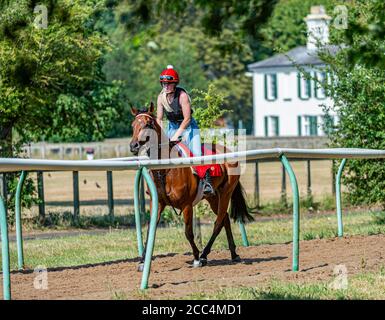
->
[175, 143, 222, 178]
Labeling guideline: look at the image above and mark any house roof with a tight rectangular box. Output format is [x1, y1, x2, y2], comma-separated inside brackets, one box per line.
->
[247, 45, 340, 71]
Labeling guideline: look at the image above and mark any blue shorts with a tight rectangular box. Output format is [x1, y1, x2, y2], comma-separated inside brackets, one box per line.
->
[167, 118, 202, 156]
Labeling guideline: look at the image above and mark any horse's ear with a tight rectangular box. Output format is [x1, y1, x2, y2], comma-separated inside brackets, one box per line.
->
[148, 102, 155, 114]
[130, 104, 138, 116]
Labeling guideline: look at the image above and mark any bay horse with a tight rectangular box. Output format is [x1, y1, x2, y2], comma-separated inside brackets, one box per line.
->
[130, 103, 254, 269]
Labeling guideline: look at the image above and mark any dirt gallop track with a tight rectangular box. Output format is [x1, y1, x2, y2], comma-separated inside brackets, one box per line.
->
[8, 234, 385, 299]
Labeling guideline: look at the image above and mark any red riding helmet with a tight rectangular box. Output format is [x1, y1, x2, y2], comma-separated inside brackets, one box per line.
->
[159, 65, 179, 83]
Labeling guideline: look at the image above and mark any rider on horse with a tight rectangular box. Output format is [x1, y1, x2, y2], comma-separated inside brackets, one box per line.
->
[156, 65, 215, 196]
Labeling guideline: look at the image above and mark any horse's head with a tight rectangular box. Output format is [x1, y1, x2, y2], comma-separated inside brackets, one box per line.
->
[130, 102, 158, 155]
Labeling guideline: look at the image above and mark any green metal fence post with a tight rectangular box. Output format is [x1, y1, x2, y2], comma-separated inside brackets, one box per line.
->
[139, 175, 145, 221]
[37, 171, 45, 223]
[15, 171, 27, 270]
[281, 163, 288, 207]
[254, 161, 260, 207]
[140, 167, 158, 290]
[307, 160, 312, 197]
[107, 171, 114, 222]
[134, 169, 144, 257]
[73, 171, 80, 223]
[238, 221, 249, 247]
[0, 192, 11, 300]
[1, 173, 8, 217]
[280, 155, 300, 272]
[336, 159, 347, 238]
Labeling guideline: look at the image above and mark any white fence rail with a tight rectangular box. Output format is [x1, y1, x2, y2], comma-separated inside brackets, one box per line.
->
[2, 147, 385, 300]
[2, 148, 385, 172]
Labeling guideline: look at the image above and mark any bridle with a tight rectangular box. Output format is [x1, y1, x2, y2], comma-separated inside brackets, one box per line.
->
[134, 113, 156, 129]
[134, 113, 174, 153]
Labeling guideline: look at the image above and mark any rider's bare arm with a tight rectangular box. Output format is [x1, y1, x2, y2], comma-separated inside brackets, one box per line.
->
[171, 91, 191, 141]
[156, 94, 164, 128]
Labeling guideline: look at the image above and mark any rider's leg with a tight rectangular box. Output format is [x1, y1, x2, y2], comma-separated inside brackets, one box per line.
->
[167, 121, 177, 139]
[188, 121, 215, 196]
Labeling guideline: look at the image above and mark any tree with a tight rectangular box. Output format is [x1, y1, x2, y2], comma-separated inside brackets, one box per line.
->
[117, 0, 277, 39]
[0, 0, 124, 219]
[105, 7, 255, 133]
[320, 0, 385, 208]
[192, 83, 229, 130]
[0, 0, 123, 150]
[341, 0, 385, 69]
[253, 0, 336, 61]
[104, 23, 208, 137]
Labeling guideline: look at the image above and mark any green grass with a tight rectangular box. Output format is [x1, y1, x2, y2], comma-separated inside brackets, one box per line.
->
[112, 263, 385, 300]
[186, 270, 385, 300]
[255, 194, 351, 216]
[10, 194, 358, 232]
[15, 208, 179, 232]
[2, 209, 385, 272]
[2, 209, 385, 299]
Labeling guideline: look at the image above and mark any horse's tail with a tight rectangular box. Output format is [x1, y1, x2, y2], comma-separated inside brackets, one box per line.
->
[230, 182, 255, 223]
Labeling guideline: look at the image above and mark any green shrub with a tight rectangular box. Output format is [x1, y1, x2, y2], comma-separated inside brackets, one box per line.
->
[320, 0, 385, 210]
[372, 212, 385, 225]
[160, 208, 184, 226]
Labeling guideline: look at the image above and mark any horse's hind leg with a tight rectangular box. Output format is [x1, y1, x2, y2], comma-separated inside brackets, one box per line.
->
[182, 205, 201, 267]
[199, 194, 230, 265]
[206, 194, 239, 261]
[223, 214, 240, 261]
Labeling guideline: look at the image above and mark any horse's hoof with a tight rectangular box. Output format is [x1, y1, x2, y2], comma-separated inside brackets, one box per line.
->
[193, 260, 202, 268]
[199, 258, 208, 266]
[137, 263, 144, 272]
[232, 255, 241, 262]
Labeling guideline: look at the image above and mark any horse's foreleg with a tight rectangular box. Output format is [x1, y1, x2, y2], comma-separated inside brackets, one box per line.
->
[182, 205, 201, 267]
[137, 201, 165, 272]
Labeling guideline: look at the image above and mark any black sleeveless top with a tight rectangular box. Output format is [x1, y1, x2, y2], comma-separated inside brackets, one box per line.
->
[164, 87, 193, 123]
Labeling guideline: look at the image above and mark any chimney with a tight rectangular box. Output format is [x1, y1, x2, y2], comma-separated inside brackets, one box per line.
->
[305, 5, 331, 51]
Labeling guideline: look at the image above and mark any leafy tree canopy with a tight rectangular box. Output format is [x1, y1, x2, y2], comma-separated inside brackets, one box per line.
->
[257, 0, 336, 59]
[321, 0, 385, 208]
[0, 0, 123, 149]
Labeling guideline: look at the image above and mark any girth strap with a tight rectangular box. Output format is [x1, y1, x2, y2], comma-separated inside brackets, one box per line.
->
[151, 169, 182, 216]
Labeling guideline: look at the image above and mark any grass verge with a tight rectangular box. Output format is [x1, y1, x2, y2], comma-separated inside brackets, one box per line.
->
[186, 269, 385, 300]
[2, 209, 385, 272]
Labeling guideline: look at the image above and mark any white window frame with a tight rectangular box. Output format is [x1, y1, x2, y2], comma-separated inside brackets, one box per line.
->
[264, 73, 278, 101]
[314, 71, 327, 99]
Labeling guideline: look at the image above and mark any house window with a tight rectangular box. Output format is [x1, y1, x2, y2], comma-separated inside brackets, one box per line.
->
[264, 116, 279, 137]
[264, 74, 278, 101]
[314, 71, 327, 99]
[297, 73, 311, 100]
[298, 115, 318, 136]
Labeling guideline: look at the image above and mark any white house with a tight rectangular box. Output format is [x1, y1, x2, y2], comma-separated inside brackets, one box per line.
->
[248, 6, 338, 137]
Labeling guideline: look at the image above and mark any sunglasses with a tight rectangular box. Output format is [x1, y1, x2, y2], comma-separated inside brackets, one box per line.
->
[160, 75, 175, 81]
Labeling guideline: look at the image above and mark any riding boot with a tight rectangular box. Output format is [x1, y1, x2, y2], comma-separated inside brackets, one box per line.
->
[203, 170, 215, 196]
